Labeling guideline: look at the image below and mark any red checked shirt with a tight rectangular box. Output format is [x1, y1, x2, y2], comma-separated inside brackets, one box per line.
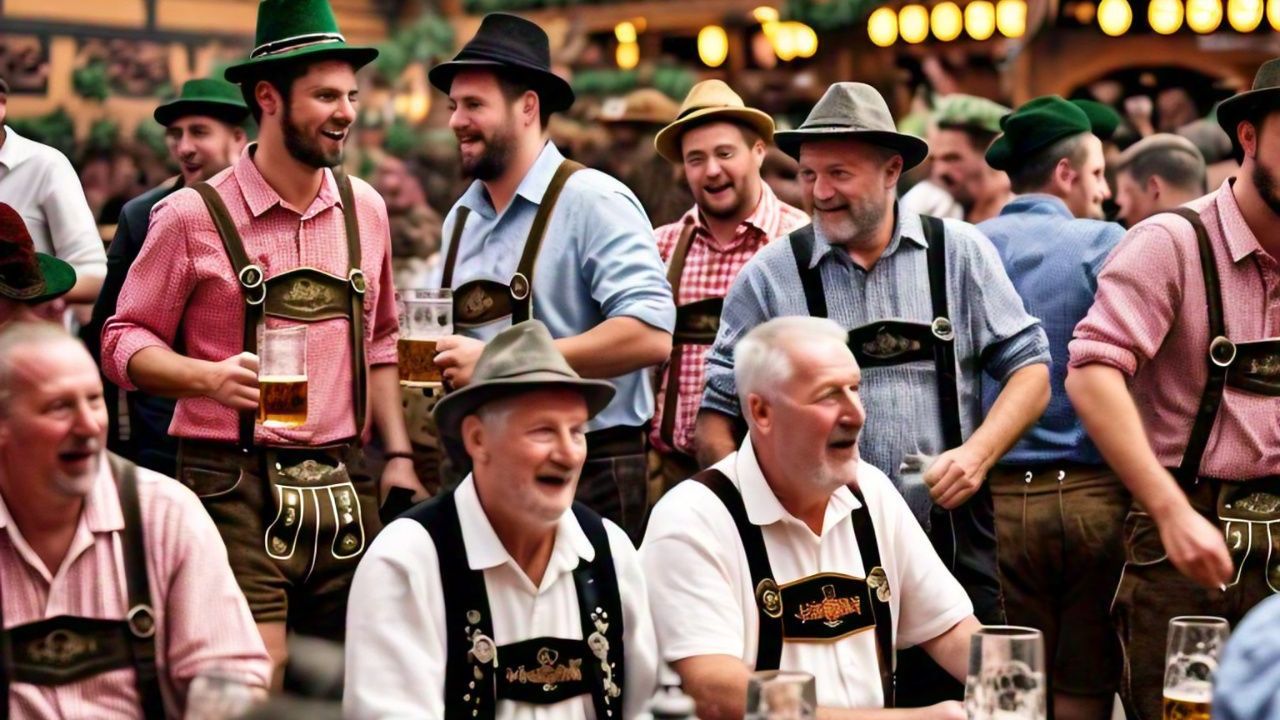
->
[1069, 180, 1280, 479]
[650, 184, 808, 455]
[101, 147, 398, 447]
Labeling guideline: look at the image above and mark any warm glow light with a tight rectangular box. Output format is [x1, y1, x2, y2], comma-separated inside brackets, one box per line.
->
[868, 7, 899, 45]
[1097, 0, 1133, 34]
[772, 22, 800, 59]
[996, 0, 1028, 35]
[931, 2, 964, 40]
[697, 25, 729, 67]
[1186, 0, 1223, 31]
[614, 21, 637, 43]
[794, 22, 819, 57]
[1227, 0, 1263, 29]
[965, 0, 997, 38]
[1270, 0, 1280, 27]
[1148, 0, 1183, 32]
[616, 41, 639, 69]
[753, 6, 781, 23]
[899, 4, 930, 42]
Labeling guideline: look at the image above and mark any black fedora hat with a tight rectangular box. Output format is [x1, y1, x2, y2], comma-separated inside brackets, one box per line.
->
[1217, 58, 1280, 160]
[429, 13, 575, 113]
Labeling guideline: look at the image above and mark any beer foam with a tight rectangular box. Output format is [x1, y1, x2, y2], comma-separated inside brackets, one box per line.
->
[260, 375, 307, 382]
[1164, 684, 1212, 704]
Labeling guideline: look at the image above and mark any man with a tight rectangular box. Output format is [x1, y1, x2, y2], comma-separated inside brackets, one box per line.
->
[644, 318, 978, 719]
[1066, 58, 1280, 720]
[1213, 594, 1280, 720]
[598, 87, 690, 227]
[87, 76, 250, 476]
[101, 0, 420, 682]
[902, 94, 1013, 224]
[0, 202, 76, 326]
[0, 321, 270, 718]
[695, 82, 1050, 704]
[430, 13, 674, 540]
[1113, 133, 1206, 227]
[0, 77, 105, 305]
[345, 320, 658, 719]
[977, 95, 1129, 720]
[648, 79, 808, 487]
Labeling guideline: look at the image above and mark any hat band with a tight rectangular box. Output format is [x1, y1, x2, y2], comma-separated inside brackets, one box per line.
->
[252, 32, 347, 59]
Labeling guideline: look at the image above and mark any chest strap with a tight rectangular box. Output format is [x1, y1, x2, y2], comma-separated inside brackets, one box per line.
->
[660, 219, 701, 449]
[692, 468, 895, 707]
[407, 489, 625, 719]
[441, 160, 585, 327]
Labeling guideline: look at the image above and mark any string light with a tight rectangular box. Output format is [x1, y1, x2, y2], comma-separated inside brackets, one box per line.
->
[697, 25, 729, 67]
[965, 0, 997, 39]
[931, 2, 964, 41]
[1097, 0, 1133, 35]
[868, 7, 900, 46]
[996, 0, 1028, 36]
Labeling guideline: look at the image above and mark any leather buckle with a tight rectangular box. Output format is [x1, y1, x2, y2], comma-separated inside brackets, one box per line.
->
[510, 272, 530, 301]
[127, 604, 156, 639]
[238, 265, 266, 306]
[1210, 335, 1237, 368]
[348, 268, 367, 295]
[755, 578, 783, 619]
[931, 316, 955, 342]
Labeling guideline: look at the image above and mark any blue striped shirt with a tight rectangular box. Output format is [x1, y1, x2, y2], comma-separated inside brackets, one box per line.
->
[977, 195, 1122, 466]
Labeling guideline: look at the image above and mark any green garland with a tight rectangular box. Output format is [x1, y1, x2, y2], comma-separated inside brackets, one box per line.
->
[786, 0, 879, 30]
[571, 66, 695, 100]
[7, 109, 77, 158]
[373, 13, 455, 82]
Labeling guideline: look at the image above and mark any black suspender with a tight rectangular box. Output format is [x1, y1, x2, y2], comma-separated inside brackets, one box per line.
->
[789, 225, 828, 319]
[571, 506, 626, 720]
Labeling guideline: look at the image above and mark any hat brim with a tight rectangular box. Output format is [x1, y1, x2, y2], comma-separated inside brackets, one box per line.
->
[774, 128, 929, 170]
[224, 43, 380, 84]
[154, 99, 250, 127]
[654, 107, 776, 164]
[428, 60, 575, 113]
[0, 253, 76, 304]
[1216, 87, 1280, 160]
[433, 374, 616, 441]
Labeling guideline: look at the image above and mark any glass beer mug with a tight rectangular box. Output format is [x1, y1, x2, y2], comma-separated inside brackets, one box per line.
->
[397, 289, 452, 389]
[1163, 616, 1230, 720]
[258, 325, 307, 428]
[964, 625, 1047, 720]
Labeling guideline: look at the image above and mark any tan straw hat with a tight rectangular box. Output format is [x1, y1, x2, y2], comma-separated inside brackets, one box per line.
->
[654, 80, 776, 164]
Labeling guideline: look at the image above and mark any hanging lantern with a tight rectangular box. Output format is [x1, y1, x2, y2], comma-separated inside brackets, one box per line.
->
[1186, 0, 1223, 31]
[965, 0, 997, 38]
[793, 22, 819, 57]
[1097, 0, 1133, 34]
[614, 21, 637, 43]
[773, 22, 800, 59]
[899, 4, 930, 42]
[1227, 0, 1263, 29]
[1148, 0, 1184, 32]
[931, 2, 964, 41]
[697, 25, 729, 67]
[868, 7, 900, 46]
[616, 41, 639, 69]
[996, 0, 1028, 36]
[1269, 0, 1280, 27]
[753, 6, 781, 23]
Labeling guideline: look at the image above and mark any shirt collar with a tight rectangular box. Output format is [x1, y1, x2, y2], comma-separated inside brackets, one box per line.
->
[805, 204, 924, 270]
[1218, 179, 1269, 264]
[456, 142, 565, 222]
[1000, 193, 1073, 219]
[232, 144, 341, 219]
[0, 125, 35, 170]
[732, 436, 862, 534]
[454, 475, 595, 581]
[0, 455, 124, 535]
[684, 183, 783, 253]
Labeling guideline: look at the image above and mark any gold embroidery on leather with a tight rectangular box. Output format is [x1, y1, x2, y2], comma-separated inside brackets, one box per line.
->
[27, 629, 100, 667]
[504, 648, 584, 691]
[795, 585, 862, 628]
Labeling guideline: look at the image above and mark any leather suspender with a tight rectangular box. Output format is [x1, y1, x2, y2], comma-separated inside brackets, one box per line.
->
[846, 482, 895, 707]
[440, 207, 470, 289]
[789, 225, 827, 318]
[333, 170, 368, 441]
[571, 505, 626, 720]
[660, 219, 698, 448]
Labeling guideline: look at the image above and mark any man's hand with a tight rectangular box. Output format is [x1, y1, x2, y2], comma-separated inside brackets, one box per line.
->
[1155, 503, 1233, 589]
[924, 443, 991, 509]
[433, 335, 486, 389]
[205, 352, 260, 411]
[381, 457, 428, 502]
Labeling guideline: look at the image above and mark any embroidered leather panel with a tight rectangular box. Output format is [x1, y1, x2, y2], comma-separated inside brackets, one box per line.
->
[778, 572, 877, 642]
[847, 320, 937, 368]
[495, 637, 592, 705]
[1226, 339, 1280, 396]
[454, 280, 515, 328]
[674, 298, 724, 345]
[8, 615, 134, 686]
[265, 267, 353, 322]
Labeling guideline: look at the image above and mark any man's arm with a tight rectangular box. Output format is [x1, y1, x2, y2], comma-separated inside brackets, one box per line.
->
[86, 209, 138, 363]
[555, 316, 670, 378]
[919, 615, 982, 681]
[367, 364, 425, 500]
[128, 347, 259, 409]
[42, 150, 105, 303]
[695, 409, 739, 469]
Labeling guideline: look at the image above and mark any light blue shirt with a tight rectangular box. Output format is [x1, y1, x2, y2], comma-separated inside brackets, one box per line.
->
[435, 142, 675, 432]
[1213, 594, 1280, 720]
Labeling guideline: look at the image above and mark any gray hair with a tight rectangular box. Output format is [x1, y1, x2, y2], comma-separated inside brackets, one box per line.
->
[0, 321, 82, 415]
[734, 316, 850, 410]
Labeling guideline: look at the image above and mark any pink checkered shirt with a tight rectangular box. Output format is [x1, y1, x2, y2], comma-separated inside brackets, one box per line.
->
[1069, 180, 1280, 479]
[650, 184, 808, 455]
[101, 147, 398, 446]
[0, 456, 271, 718]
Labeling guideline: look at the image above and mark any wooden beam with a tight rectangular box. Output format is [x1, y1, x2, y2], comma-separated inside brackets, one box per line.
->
[0, 17, 248, 44]
[515, 0, 764, 35]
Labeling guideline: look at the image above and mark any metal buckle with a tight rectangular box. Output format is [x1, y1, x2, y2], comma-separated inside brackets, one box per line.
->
[931, 316, 955, 342]
[348, 268, 367, 295]
[127, 604, 157, 639]
[509, 272, 530, 301]
[755, 578, 783, 619]
[1210, 335, 1237, 368]
[238, 265, 266, 306]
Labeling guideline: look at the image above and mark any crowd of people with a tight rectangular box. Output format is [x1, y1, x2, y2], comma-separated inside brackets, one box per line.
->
[1, 0, 1280, 718]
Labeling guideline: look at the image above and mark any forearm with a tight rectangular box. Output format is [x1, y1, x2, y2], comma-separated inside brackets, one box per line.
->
[368, 364, 412, 452]
[695, 410, 739, 469]
[968, 363, 1050, 469]
[919, 616, 981, 682]
[554, 316, 671, 379]
[127, 345, 219, 398]
[65, 271, 104, 303]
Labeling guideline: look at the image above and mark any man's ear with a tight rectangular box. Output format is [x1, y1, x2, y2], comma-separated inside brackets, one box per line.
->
[747, 393, 772, 433]
[255, 80, 283, 119]
[461, 415, 488, 464]
[1239, 119, 1260, 160]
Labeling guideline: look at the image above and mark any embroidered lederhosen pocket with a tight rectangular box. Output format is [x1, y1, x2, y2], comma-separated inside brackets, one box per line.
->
[496, 637, 593, 705]
[453, 279, 516, 329]
[1224, 338, 1280, 396]
[778, 572, 878, 642]
[262, 452, 367, 562]
[846, 320, 938, 369]
[263, 267, 353, 322]
[673, 298, 724, 346]
[1217, 478, 1280, 592]
[7, 616, 135, 686]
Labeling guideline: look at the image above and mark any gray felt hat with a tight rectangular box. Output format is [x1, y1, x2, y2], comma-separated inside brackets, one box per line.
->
[774, 82, 929, 169]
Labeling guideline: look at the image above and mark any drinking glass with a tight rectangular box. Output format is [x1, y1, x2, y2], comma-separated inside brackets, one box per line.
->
[745, 670, 817, 720]
[396, 288, 453, 389]
[964, 625, 1047, 720]
[184, 669, 265, 720]
[1163, 616, 1230, 720]
[258, 325, 307, 429]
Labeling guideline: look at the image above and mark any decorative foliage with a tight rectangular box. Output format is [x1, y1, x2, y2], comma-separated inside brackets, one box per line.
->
[6, 109, 76, 158]
[374, 13, 455, 82]
[786, 0, 881, 30]
[72, 59, 110, 102]
[134, 120, 170, 158]
[85, 118, 121, 154]
[571, 65, 695, 100]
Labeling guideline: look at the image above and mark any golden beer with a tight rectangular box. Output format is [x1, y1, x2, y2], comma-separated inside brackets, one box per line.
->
[258, 375, 308, 428]
[398, 338, 442, 386]
[1163, 690, 1211, 720]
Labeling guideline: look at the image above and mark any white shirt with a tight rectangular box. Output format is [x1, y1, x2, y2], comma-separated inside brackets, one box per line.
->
[0, 126, 106, 279]
[344, 477, 659, 720]
[639, 437, 973, 710]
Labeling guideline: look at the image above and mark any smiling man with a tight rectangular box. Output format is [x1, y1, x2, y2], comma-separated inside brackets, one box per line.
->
[345, 320, 658, 719]
[100, 0, 420, 684]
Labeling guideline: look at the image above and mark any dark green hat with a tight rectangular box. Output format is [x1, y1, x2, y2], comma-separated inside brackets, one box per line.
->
[224, 0, 379, 85]
[1216, 58, 1280, 160]
[0, 203, 75, 303]
[986, 96, 1114, 172]
[154, 78, 250, 127]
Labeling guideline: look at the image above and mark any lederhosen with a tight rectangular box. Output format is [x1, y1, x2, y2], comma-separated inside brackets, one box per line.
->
[693, 469, 896, 706]
[406, 490, 626, 719]
[0, 455, 164, 720]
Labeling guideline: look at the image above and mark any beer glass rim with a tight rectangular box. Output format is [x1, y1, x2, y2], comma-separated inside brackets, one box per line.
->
[264, 324, 306, 338]
[973, 625, 1042, 638]
[749, 670, 815, 683]
[1168, 615, 1230, 628]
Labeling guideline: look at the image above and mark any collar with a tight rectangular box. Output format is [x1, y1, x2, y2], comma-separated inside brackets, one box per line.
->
[0, 454, 124, 535]
[231, 143, 341, 219]
[0, 125, 35, 170]
[456, 142, 565, 221]
[804, 204, 925, 270]
[731, 436, 861, 534]
[683, 182, 782, 253]
[1219, 179, 1268, 264]
[454, 475, 595, 582]
[999, 193, 1073, 219]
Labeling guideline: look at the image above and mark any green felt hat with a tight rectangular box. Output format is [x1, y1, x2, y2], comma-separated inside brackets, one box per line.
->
[154, 78, 250, 127]
[0, 203, 75, 303]
[986, 96, 1114, 172]
[224, 0, 379, 85]
[1217, 58, 1280, 160]
[933, 94, 1010, 135]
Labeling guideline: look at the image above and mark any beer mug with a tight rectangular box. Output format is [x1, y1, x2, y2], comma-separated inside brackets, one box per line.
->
[184, 669, 264, 720]
[964, 625, 1047, 720]
[397, 289, 452, 389]
[1163, 616, 1230, 720]
[258, 325, 308, 429]
[745, 670, 817, 720]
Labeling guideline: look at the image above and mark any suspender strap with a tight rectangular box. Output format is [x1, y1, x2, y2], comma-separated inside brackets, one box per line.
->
[571, 504, 626, 720]
[846, 483, 895, 708]
[789, 225, 828, 318]
[333, 170, 368, 442]
[922, 216, 963, 450]
[692, 469, 784, 671]
[513, 160, 584, 324]
[440, 206, 471, 289]
[109, 454, 165, 720]
[660, 220, 698, 447]
[1165, 208, 1229, 485]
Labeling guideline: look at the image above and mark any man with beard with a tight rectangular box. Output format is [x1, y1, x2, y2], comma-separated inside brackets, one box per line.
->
[696, 82, 1050, 705]
[101, 0, 420, 684]
[345, 320, 658, 719]
[644, 317, 978, 720]
[87, 76, 250, 477]
[976, 96, 1128, 720]
[1066, 58, 1280, 720]
[1113, 133, 1206, 228]
[0, 321, 270, 718]
[902, 94, 1013, 224]
[648, 80, 808, 489]
[429, 13, 674, 540]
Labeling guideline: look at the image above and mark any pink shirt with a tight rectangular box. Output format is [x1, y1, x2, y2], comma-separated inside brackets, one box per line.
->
[0, 457, 271, 719]
[1069, 180, 1280, 479]
[101, 148, 398, 446]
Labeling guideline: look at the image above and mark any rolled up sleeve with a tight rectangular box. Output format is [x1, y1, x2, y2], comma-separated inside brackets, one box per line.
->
[577, 183, 675, 333]
[42, 152, 106, 278]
